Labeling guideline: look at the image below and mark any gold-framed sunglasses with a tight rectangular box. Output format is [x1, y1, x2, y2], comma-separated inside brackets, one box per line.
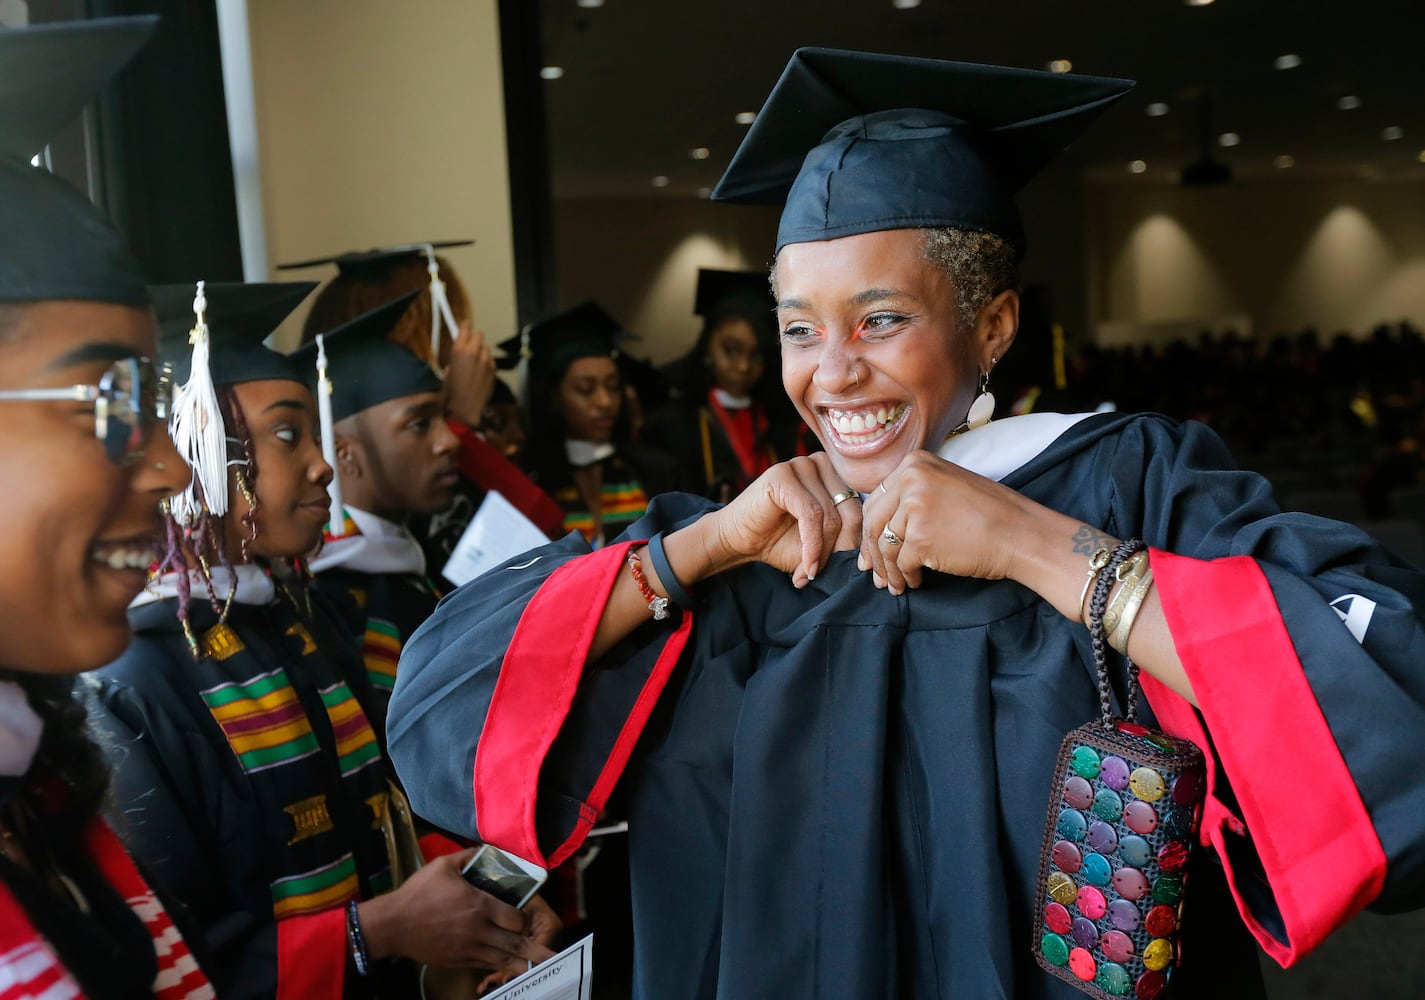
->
[0, 356, 172, 464]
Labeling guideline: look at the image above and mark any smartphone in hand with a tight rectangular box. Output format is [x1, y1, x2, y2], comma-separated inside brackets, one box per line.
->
[460, 844, 547, 908]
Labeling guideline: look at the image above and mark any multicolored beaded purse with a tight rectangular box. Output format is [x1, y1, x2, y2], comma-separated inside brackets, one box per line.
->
[1032, 540, 1207, 999]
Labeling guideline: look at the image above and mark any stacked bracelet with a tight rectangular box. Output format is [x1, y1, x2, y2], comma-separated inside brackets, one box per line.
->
[647, 532, 703, 610]
[1108, 564, 1155, 654]
[1100, 551, 1148, 638]
[1077, 547, 1112, 625]
[346, 899, 370, 976]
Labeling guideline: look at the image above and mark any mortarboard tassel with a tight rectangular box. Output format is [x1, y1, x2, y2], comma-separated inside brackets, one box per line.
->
[424, 244, 463, 379]
[168, 280, 229, 522]
[314, 333, 346, 537]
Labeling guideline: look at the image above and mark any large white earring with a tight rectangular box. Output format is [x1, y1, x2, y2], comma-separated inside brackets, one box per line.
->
[948, 358, 995, 438]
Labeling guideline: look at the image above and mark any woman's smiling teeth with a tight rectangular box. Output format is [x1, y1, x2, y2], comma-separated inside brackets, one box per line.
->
[825, 403, 906, 443]
[91, 541, 159, 570]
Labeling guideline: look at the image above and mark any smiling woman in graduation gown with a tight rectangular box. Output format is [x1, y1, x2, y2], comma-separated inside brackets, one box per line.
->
[0, 18, 215, 1000]
[386, 49, 1425, 1000]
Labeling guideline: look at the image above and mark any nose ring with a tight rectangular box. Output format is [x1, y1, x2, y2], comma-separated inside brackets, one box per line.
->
[851, 366, 860, 389]
[153, 460, 167, 471]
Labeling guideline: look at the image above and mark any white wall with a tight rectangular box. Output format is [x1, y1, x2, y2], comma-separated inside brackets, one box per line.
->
[1086, 177, 1425, 345]
[246, 0, 517, 349]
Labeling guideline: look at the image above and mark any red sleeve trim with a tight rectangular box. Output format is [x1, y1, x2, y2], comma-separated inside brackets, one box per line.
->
[450, 420, 565, 536]
[473, 540, 693, 868]
[276, 906, 347, 1000]
[419, 832, 467, 861]
[1144, 548, 1386, 966]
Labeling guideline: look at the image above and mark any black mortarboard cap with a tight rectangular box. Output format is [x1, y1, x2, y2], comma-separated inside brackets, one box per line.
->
[495, 301, 630, 374]
[151, 281, 317, 385]
[291, 292, 434, 422]
[275, 240, 474, 275]
[0, 17, 158, 305]
[710, 48, 1133, 257]
[694, 268, 774, 317]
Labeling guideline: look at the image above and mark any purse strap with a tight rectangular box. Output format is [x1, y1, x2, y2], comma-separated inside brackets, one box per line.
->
[1086, 538, 1147, 730]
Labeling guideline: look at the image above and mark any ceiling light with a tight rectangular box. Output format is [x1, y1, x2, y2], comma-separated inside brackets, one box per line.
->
[1145, 102, 1170, 118]
[689, 147, 711, 160]
[539, 66, 564, 80]
[1382, 126, 1404, 141]
[1047, 59, 1072, 74]
[651, 175, 670, 188]
[892, 0, 922, 8]
[1273, 54, 1302, 70]
[1337, 95, 1362, 110]
[1418, 150, 1425, 164]
[575, 0, 605, 6]
[1128, 160, 1147, 174]
[1185, 0, 1215, 6]
[1218, 132, 1241, 147]
[734, 111, 756, 125]
[1274, 155, 1295, 169]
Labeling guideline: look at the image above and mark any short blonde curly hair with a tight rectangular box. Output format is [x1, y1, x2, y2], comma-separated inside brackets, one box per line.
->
[769, 227, 1019, 331]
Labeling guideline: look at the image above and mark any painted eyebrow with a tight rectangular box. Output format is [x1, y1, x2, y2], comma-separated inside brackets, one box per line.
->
[262, 399, 311, 415]
[42, 341, 138, 373]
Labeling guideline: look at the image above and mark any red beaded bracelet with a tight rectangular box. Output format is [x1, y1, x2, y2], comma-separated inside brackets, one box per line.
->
[626, 549, 670, 621]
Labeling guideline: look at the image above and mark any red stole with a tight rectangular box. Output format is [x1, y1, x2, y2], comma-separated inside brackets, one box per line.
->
[706, 391, 771, 489]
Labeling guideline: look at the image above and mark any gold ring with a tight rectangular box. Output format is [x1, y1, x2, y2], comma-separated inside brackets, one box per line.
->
[831, 489, 857, 506]
[881, 527, 903, 546]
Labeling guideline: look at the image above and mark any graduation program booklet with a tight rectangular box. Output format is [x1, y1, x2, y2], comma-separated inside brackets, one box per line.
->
[441, 490, 550, 587]
[482, 934, 593, 1000]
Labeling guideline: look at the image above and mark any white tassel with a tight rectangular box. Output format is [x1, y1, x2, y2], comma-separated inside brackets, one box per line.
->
[167, 281, 229, 522]
[425, 244, 461, 379]
[315, 334, 346, 537]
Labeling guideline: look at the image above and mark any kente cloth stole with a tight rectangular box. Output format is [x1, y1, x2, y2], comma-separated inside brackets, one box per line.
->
[555, 458, 649, 543]
[190, 611, 400, 910]
[340, 576, 441, 698]
[0, 819, 215, 1000]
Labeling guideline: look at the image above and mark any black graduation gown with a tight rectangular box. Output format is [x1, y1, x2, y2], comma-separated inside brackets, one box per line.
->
[88, 590, 410, 1000]
[387, 411, 1425, 999]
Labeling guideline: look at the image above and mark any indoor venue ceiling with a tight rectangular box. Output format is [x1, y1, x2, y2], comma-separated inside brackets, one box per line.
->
[538, 0, 1425, 198]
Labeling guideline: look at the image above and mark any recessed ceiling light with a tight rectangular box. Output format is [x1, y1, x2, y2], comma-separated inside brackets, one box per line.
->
[734, 111, 756, 125]
[1337, 95, 1362, 111]
[1218, 132, 1241, 147]
[1128, 160, 1147, 174]
[1185, 0, 1215, 6]
[1274, 154, 1296, 169]
[892, 0, 921, 8]
[1047, 59, 1073, 74]
[689, 147, 711, 160]
[539, 66, 564, 80]
[575, 0, 605, 6]
[1382, 126, 1405, 141]
[651, 175, 670, 188]
[1145, 102, 1170, 117]
[1273, 54, 1302, 70]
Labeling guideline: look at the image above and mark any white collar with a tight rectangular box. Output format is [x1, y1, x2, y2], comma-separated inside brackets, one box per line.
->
[936, 412, 1096, 482]
[131, 563, 276, 608]
[310, 506, 427, 577]
[0, 681, 42, 779]
[565, 439, 616, 468]
[711, 388, 752, 410]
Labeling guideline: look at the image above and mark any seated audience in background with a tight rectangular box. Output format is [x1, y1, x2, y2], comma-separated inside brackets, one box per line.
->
[88, 285, 557, 1000]
[479, 378, 528, 462]
[0, 18, 215, 997]
[280, 242, 564, 585]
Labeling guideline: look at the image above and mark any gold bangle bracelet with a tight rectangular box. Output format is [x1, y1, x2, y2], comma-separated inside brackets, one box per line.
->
[1100, 551, 1148, 635]
[1109, 567, 1155, 653]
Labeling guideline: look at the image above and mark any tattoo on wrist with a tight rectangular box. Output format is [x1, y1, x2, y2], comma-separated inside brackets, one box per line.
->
[1071, 524, 1117, 557]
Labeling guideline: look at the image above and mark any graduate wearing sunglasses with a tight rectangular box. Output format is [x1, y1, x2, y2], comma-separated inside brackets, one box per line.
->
[0, 17, 216, 1000]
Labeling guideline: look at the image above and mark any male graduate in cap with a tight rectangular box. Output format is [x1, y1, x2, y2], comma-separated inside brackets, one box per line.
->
[297, 296, 461, 727]
[390, 47, 1425, 1000]
[279, 242, 565, 574]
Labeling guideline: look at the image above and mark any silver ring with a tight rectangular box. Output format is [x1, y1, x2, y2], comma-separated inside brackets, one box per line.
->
[831, 489, 857, 506]
[878, 481, 889, 495]
[881, 527, 903, 546]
